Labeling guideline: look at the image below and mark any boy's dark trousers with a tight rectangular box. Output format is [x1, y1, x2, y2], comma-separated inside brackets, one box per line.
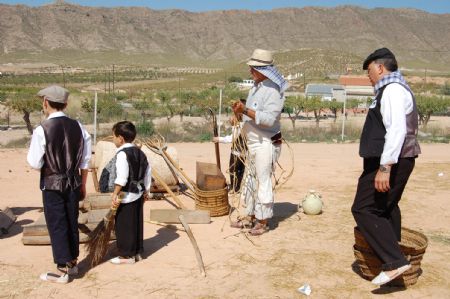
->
[229, 153, 245, 192]
[42, 188, 80, 266]
[351, 157, 415, 271]
[115, 196, 144, 257]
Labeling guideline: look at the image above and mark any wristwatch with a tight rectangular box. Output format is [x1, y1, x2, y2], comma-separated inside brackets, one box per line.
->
[243, 107, 249, 115]
[379, 165, 391, 173]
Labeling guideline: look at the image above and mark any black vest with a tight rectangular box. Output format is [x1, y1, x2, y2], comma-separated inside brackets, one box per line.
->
[359, 83, 421, 158]
[41, 116, 84, 192]
[121, 147, 149, 193]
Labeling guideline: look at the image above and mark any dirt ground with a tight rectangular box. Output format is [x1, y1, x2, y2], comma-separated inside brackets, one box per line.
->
[0, 141, 449, 299]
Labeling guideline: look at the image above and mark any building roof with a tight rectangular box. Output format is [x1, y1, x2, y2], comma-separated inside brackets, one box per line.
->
[339, 76, 371, 86]
[305, 84, 344, 96]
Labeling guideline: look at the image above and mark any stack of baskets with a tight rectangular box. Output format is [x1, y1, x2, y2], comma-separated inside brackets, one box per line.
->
[193, 185, 229, 217]
[353, 227, 428, 286]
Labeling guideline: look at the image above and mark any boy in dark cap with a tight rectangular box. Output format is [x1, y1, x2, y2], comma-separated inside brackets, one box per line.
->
[351, 48, 421, 286]
[27, 85, 91, 283]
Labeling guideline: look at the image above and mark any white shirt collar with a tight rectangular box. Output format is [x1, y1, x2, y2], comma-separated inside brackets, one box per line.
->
[47, 111, 66, 119]
[116, 143, 134, 152]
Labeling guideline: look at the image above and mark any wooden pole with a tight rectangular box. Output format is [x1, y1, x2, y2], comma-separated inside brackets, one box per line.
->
[179, 215, 206, 277]
[152, 169, 187, 210]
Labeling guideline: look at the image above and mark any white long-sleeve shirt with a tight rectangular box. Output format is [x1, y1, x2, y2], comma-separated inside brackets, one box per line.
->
[27, 111, 91, 170]
[243, 79, 284, 139]
[380, 83, 413, 165]
[114, 143, 152, 204]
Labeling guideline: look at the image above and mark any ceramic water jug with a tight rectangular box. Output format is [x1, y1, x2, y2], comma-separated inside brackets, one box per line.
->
[300, 190, 323, 215]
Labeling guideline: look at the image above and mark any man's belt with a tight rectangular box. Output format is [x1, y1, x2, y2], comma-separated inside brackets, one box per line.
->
[271, 132, 282, 145]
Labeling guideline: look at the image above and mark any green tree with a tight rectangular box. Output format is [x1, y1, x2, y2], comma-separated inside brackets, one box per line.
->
[6, 89, 41, 134]
[416, 95, 450, 126]
[284, 95, 306, 129]
[177, 90, 197, 121]
[325, 99, 344, 122]
[156, 91, 176, 122]
[305, 96, 326, 127]
[228, 76, 243, 83]
[347, 98, 362, 116]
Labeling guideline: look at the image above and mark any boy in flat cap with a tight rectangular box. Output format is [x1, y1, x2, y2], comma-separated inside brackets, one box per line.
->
[27, 85, 91, 283]
[351, 48, 421, 286]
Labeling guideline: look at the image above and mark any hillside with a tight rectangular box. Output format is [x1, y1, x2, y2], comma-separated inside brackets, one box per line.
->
[0, 2, 449, 69]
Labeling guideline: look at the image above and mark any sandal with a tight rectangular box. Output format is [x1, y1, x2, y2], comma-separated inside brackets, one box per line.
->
[230, 216, 255, 229]
[249, 222, 269, 236]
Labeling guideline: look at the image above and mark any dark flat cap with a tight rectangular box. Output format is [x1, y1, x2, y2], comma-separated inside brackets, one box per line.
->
[363, 48, 396, 70]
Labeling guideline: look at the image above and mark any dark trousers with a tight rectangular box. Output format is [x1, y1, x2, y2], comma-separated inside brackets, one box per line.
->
[229, 153, 245, 192]
[351, 157, 415, 271]
[42, 188, 80, 266]
[115, 197, 144, 257]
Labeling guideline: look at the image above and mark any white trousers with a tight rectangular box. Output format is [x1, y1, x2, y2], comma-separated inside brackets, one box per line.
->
[240, 131, 281, 220]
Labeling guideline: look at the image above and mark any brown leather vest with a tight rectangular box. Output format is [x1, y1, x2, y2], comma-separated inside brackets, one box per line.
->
[40, 116, 84, 192]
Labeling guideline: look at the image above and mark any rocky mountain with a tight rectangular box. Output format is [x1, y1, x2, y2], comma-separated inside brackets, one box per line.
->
[1, 2, 449, 67]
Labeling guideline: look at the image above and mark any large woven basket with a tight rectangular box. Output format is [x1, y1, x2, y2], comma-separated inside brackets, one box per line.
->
[353, 227, 428, 286]
[194, 186, 229, 217]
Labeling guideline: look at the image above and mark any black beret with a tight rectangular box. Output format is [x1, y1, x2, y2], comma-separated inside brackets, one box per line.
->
[363, 48, 396, 70]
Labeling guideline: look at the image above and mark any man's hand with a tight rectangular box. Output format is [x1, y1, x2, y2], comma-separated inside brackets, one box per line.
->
[79, 184, 87, 201]
[212, 137, 219, 143]
[111, 193, 121, 210]
[143, 191, 150, 202]
[232, 101, 245, 115]
[375, 170, 390, 192]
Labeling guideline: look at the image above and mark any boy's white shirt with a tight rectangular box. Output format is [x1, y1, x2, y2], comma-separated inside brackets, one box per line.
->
[114, 143, 152, 204]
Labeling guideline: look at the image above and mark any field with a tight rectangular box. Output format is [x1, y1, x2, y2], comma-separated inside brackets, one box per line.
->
[0, 141, 449, 298]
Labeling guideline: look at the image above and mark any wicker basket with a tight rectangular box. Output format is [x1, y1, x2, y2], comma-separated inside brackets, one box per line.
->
[353, 227, 428, 286]
[194, 186, 229, 217]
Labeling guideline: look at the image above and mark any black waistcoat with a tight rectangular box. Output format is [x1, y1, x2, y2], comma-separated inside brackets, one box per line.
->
[41, 116, 84, 192]
[121, 147, 149, 193]
[359, 83, 421, 159]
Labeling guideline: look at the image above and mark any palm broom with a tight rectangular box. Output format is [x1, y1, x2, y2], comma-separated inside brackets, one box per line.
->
[85, 202, 120, 267]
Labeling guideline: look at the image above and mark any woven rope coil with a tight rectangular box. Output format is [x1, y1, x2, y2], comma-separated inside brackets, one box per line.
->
[353, 227, 428, 286]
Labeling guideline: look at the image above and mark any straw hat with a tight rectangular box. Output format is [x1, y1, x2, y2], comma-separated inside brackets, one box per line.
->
[247, 49, 274, 67]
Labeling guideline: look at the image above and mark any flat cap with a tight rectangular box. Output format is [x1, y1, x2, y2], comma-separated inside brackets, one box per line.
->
[363, 47, 396, 70]
[37, 85, 69, 103]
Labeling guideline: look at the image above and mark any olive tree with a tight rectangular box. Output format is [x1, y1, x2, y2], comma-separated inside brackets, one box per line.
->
[416, 95, 450, 126]
[6, 89, 41, 134]
[284, 95, 306, 129]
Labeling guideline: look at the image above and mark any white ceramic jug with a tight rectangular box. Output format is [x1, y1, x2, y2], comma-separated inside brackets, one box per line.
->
[300, 190, 323, 215]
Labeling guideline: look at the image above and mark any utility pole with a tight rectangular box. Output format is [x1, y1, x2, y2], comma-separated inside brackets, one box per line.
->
[108, 70, 111, 94]
[112, 64, 115, 95]
[60, 65, 66, 87]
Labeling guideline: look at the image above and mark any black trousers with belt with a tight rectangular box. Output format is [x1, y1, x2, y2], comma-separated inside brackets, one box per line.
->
[229, 153, 245, 192]
[42, 188, 80, 266]
[114, 196, 144, 257]
[351, 157, 415, 271]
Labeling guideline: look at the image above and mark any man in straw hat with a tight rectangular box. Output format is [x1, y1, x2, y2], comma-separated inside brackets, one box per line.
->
[231, 49, 288, 236]
[27, 85, 91, 283]
[351, 48, 421, 286]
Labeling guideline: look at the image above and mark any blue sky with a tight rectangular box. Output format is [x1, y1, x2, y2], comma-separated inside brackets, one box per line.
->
[1, 0, 449, 14]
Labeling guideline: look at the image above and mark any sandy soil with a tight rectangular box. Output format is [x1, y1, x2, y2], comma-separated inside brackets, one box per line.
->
[0, 142, 449, 298]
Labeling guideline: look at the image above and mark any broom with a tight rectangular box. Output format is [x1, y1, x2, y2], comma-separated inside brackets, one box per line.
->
[85, 199, 121, 267]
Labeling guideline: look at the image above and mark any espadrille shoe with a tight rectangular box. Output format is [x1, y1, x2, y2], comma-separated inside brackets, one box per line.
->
[371, 264, 411, 285]
[110, 256, 136, 265]
[40, 272, 69, 284]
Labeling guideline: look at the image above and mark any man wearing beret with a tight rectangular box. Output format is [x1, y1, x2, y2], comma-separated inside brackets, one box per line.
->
[351, 48, 421, 285]
[27, 85, 91, 283]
